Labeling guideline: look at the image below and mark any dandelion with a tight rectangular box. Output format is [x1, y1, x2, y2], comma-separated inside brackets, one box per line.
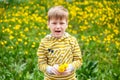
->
[20, 33, 26, 38]
[32, 44, 35, 48]
[106, 47, 109, 51]
[42, 32, 46, 35]
[31, 42, 36, 48]
[84, 20, 88, 25]
[11, 46, 14, 49]
[38, 33, 41, 35]
[5, 28, 11, 33]
[88, 36, 92, 41]
[105, 28, 109, 34]
[14, 25, 21, 30]
[16, 41, 19, 45]
[1, 41, 4, 46]
[72, 30, 77, 34]
[24, 27, 29, 32]
[90, 13, 93, 18]
[33, 42, 35, 44]
[0, 20, 2, 23]
[115, 41, 120, 49]
[68, 25, 72, 28]
[2, 29, 5, 33]
[25, 51, 28, 55]
[58, 63, 68, 72]
[84, 1, 89, 5]
[18, 38, 22, 42]
[18, 19, 22, 24]
[13, 6, 16, 9]
[113, 29, 119, 35]
[9, 35, 14, 40]
[11, 18, 15, 22]
[35, 38, 39, 41]
[118, 53, 120, 56]
[92, 36, 97, 41]
[96, 39, 101, 43]
[81, 35, 86, 41]
[41, 6, 45, 10]
[80, 26, 90, 31]
[0, 41, 7, 46]
[24, 41, 28, 45]
[86, 39, 90, 43]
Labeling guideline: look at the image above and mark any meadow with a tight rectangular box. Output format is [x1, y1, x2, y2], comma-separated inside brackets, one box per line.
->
[0, 0, 120, 80]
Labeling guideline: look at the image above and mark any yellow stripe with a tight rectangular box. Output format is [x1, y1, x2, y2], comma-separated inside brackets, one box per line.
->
[45, 72, 76, 80]
[54, 49, 62, 64]
[62, 48, 71, 64]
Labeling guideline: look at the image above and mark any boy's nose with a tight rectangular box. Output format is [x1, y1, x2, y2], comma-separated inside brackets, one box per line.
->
[56, 24, 60, 28]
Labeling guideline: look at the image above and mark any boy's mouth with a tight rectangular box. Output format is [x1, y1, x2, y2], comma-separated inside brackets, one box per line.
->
[55, 30, 61, 33]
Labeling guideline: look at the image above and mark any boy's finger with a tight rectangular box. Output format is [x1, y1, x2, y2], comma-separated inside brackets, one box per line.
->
[61, 70, 71, 75]
[51, 68, 60, 75]
[53, 64, 59, 70]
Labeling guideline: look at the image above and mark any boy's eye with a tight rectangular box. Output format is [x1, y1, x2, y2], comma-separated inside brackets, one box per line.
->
[60, 22, 65, 24]
[52, 22, 57, 24]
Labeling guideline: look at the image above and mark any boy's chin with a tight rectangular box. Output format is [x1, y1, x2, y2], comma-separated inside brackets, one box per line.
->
[54, 34, 63, 38]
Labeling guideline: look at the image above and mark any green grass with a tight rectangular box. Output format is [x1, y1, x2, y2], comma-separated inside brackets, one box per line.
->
[0, 0, 120, 80]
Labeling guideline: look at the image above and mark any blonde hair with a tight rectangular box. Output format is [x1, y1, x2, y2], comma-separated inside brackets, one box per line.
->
[48, 6, 68, 21]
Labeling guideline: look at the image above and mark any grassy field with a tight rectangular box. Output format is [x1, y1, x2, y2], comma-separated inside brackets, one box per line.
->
[0, 0, 120, 80]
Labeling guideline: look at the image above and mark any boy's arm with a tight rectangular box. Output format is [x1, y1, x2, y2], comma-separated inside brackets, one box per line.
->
[37, 42, 48, 73]
[71, 37, 82, 71]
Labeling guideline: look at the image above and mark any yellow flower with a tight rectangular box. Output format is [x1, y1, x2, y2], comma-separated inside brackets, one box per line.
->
[9, 35, 14, 40]
[81, 35, 86, 41]
[24, 27, 29, 32]
[32, 44, 35, 48]
[14, 25, 21, 30]
[38, 33, 41, 35]
[24, 41, 27, 45]
[113, 29, 119, 35]
[58, 65, 65, 72]
[92, 36, 97, 41]
[63, 63, 68, 69]
[16, 41, 19, 45]
[33, 42, 35, 44]
[72, 30, 77, 34]
[1, 41, 4, 46]
[18, 38, 22, 42]
[25, 51, 28, 55]
[58, 63, 68, 72]
[35, 38, 39, 41]
[8, 46, 13, 49]
[20, 33, 26, 38]
[106, 47, 109, 51]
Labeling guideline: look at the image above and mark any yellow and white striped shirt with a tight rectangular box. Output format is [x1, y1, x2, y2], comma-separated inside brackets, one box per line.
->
[37, 32, 82, 80]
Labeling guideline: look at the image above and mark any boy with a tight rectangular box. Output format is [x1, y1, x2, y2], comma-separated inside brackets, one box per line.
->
[37, 6, 82, 80]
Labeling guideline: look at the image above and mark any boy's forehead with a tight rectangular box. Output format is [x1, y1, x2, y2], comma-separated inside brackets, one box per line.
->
[49, 18, 67, 22]
[49, 17, 67, 21]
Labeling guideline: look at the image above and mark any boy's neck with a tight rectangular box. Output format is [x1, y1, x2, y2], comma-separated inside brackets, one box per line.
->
[51, 32, 66, 39]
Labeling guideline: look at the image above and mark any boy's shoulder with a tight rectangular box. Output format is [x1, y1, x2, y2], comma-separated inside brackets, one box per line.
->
[40, 35, 50, 42]
[40, 34, 53, 43]
[65, 33, 77, 41]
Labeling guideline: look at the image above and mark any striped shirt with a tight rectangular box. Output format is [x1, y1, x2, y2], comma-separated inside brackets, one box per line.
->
[37, 32, 82, 80]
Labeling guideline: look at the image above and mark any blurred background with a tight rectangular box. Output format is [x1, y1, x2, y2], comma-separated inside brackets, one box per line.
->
[0, 0, 120, 80]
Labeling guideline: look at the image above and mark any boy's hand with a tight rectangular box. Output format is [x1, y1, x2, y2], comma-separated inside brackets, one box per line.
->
[46, 64, 60, 75]
[61, 64, 74, 75]
[46, 64, 74, 75]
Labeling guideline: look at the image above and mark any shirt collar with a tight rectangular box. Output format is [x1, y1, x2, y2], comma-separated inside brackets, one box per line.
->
[46, 32, 70, 40]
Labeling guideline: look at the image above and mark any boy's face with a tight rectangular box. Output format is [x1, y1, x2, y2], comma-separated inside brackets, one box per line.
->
[48, 18, 68, 38]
